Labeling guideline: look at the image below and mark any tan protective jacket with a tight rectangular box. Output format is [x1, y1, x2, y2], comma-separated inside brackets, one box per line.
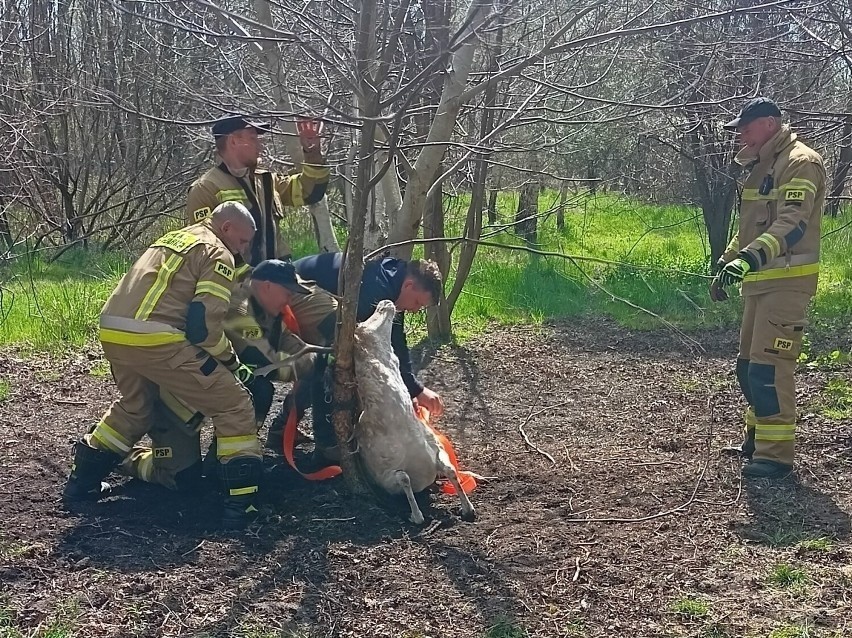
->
[186, 149, 329, 265]
[99, 221, 238, 365]
[723, 125, 826, 296]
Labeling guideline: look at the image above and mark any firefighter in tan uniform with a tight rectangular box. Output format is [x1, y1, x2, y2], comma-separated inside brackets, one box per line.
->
[118, 261, 337, 489]
[711, 97, 826, 479]
[62, 203, 267, 527]
[187, 114, 338, 451]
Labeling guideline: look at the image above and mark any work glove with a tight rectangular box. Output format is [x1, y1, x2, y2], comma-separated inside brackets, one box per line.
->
[234, 363, 255, 386]
[717, 257, 752, 287]
[709, 276, 728, 302]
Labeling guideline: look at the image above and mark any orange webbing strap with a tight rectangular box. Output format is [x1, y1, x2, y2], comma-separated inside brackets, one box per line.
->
[282, 381, 342, 481]
[279, 306, 342, 480]
[415, 406, 477, 495]
[282, 305, 300, 335]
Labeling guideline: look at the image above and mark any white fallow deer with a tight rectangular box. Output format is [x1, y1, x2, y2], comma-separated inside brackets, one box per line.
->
[353, 300, 476, 524]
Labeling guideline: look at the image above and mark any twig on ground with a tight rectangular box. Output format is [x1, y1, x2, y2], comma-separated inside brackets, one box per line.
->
[572, 557, 582, 582]
[518, 387, 558, 465]
[54, 399, 87, 406]
[180, 540, 205, 557]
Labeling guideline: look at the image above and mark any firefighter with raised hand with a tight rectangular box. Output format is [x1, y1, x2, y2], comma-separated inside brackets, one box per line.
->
[186, 115, 328, 266]
[63, 202, 265, 528]
[711, 97, 826, 479]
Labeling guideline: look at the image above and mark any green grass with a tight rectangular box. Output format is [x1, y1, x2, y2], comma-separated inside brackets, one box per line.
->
[484, 617, 528, 638]
[798, 537, 835, 553]
[0, 379, 8, 403]
[768, 621, 815, 638]
[767, 563, 808, 589]
[3, 192, 851, 349]
[670, 595, 710, 619]
[818, 377, 852, 419]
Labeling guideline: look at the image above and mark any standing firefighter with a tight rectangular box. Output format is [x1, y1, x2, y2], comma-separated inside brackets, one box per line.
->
[186, 115, 329, 265]
[711, 97, 826, 478]
[63, 203, 265, 527]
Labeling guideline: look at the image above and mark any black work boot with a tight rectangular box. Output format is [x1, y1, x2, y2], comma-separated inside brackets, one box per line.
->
[63, 442, 120, 502]
[217, 457, 263, 529]
[743, 459, 793, 479]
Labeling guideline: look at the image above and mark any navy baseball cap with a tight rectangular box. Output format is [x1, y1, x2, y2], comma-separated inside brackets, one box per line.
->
[211, 116, 271, 138]
[723, 97, 782, 130]
[251, 260, 311, 295]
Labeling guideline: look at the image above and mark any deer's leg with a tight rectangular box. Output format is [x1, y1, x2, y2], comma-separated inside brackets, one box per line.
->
[394, 470, 425, 524]
[435, 449, 476, 522]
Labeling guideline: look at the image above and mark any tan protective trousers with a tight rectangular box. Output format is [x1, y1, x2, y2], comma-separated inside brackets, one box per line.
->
[86, 342, 260, 472]
[738, 290, 811, 466]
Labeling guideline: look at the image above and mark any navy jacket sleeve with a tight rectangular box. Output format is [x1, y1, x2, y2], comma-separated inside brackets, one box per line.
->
[392, 311, 424, 398]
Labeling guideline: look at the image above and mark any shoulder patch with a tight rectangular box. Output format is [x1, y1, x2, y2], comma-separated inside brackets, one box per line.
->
[242, 327, 263, 340]
[152, 230, 201, 254]
[214, 261, 235, 281]
[153, 447, 173, 459]
[785, 189, 806, 202]
[192, 207, 211, 222]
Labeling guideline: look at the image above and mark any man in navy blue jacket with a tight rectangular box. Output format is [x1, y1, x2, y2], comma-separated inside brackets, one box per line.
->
[266, 252, 444, 459]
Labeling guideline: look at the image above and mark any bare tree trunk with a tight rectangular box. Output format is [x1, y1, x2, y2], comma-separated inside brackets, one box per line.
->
[514, 180, 540, 245]
[390, 0, 490, 258]
[329, 0, 380, 496]
[252, 0, 340, 253]
[423, 168, 451, 339]
[829, 117, 852, 218]
[556, 181, 568, 231]
[486, 181, 499, 225]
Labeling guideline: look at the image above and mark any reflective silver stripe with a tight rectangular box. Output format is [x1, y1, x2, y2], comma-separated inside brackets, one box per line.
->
[100, 315, 183, 335]
[763, 252, 818, 270]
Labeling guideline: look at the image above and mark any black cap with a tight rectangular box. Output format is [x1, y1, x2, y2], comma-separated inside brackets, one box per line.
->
[723, 97, 782, 130]
[211, 116, 271, 138]
[251, 260, 312, 295]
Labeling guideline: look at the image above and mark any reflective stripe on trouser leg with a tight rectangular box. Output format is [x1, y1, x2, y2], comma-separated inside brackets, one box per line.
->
[87, 420, 134, 455]
[747, 290, 810, 466]
[105, 342, 262, 463]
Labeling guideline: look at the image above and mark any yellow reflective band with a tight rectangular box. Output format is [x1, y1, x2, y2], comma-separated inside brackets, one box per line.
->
[301, 164, 329, 179]
[755, 233, 781, 260]
[91, 421, 132, 454]
[288, 176, 305, 208]
[755, 424, 796, 441]
[195, 280, 231, 302]
[216, 435, 260, 458]
[99, 328, 186, 347]
[755, 433, 797, 441]
[229, 486, 259, 496]
[235, 263, 251, 279]
[135, 253, 184, 321]
[745, 407, 756, 427]
[744, 263, 819, 282]
[783, 178, 817, 194]
[217, 189, 248, 203]
[742, 188, 778, 201]
[137, 453, 154, 482]
[192, 207, 212, 222]
[205, 332, 230, 357]
[152, 230, 201, 254]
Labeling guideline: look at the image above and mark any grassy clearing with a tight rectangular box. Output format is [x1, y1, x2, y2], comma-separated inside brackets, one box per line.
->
[2, 193, 851, 349]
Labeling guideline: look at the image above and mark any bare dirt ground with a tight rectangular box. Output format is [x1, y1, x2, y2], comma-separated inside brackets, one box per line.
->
[1, 318, 851, 638]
